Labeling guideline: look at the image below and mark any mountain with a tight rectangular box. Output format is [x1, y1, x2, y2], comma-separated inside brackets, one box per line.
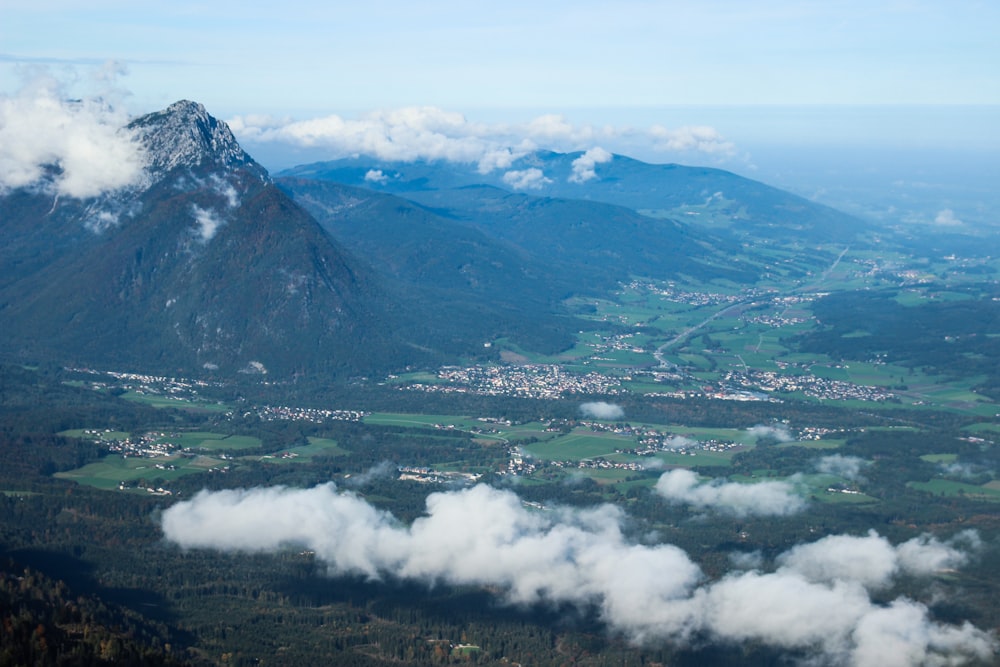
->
[0, 101, 872, 381]
[279, 151, 870, 245]
[0, 101, 412, 378]
[277, 179, 761, 294]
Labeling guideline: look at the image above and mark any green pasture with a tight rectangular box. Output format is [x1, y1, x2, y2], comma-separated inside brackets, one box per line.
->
[777, 438, 844, 450]
[365, 412, 479, 429]
[365, 412, 558, 445]
[659, 426, 760, 445]
[154, 431, 261, 451]
[55, 453, 227, 491]
[121, 391, 228, 412]
[814, 488, 879, 504]
[963, 422, 1000, 435]
[651, 451, 732, 467]
[388, 371, 442, 385]
[59, 429, 130, 442]
[908, 479, 1000, 501]
[590, 348, 656, 368]
[920, 453, 959, 463]
[263, 437, 348, 463]
[524, 429, 634, 461]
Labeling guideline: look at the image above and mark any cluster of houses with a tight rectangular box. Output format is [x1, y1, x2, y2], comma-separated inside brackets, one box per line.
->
[251, 405, 368, 423]
[412, 364, 623, 399]
[722, 369, 897, 402]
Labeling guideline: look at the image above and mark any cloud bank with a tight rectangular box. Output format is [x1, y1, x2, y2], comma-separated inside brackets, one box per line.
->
[0, 71, 146, 198]
[228, 107, 737, 172]
[655, 469, 806, 517]
[161, 483, 995, 665]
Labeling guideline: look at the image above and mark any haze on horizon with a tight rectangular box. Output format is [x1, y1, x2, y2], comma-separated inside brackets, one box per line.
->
[2, 1, 998, 225]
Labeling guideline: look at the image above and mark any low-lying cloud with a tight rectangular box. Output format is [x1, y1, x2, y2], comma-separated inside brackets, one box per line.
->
[655, 469, 806, 517]
[0, 70, 146, 198]
[228, 107, 738, 173]
[579, 401, 625, 420]
[160, 484, 995, 665]
[569, 147, 613, 183]
[502, 167, 551, 190]
[816, 454, 869, 481]
[747, 423, 794, 443]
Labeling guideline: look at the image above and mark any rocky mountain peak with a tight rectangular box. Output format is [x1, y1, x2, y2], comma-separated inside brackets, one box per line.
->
[129, 100, 269, 181]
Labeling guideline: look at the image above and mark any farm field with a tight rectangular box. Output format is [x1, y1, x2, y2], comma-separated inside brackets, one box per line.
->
[54, 452, 228, 491]
[262, 437, 349, 462]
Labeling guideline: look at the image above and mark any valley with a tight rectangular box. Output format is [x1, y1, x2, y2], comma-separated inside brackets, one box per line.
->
[1, 101, 998, 666]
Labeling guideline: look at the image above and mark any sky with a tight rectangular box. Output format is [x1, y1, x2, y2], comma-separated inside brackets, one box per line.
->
[1, 0, 998, 223]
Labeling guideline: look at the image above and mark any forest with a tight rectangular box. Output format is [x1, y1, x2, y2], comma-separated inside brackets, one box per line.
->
[1, 362, 998, 665]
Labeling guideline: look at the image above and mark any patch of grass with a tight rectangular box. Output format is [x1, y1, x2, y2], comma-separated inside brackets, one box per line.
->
[525, 429, 633, 461]
[813, 489, 879, 504]
[121, 391, 229, 412]
[777, 439, 844, 450]
[264, 437, 348, 462]
[908, 479, 1000, 500]
[59, 429, 130, 441]
[650, 451, 732, 467]
[920, 453, 959, 464]
[152, 432, 261, 451]
[54, 453, 228, 491]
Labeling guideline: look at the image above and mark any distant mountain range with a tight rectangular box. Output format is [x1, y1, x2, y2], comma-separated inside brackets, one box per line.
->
[278, 150, 871, 244]
[0, 101, 873, 379]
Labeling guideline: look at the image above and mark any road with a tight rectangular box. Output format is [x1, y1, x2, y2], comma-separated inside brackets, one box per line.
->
[653, 245, 850, 369]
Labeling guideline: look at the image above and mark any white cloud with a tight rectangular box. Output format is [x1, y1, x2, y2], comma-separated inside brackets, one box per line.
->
[502, 167, 551, 190]
[569, 147, 613, 183]
[579, 401, 625, 420]
[364, 168, 388, 184]
[161, 483, 996, 664]
[777, 529, 976, 591]
[654, 469, 806, 517]
[192, 204, 224, 241]
[747, 423, 794, 443]
[0, 70, 146, 198]
[228, 107, 737, 171]
[816, 454, 869, 481]
[777, 530, 902, 589]
[649, 124, 736, 156]
[934, 208, 963, 226]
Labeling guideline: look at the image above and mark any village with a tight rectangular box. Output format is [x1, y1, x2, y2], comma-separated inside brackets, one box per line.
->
[409, 363, 624, 399]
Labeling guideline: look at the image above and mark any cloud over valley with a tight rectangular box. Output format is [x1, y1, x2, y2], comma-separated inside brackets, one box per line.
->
[161, 483, 996, 666]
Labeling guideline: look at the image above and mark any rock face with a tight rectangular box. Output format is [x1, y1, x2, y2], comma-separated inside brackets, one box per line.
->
[0, 101, 413, 378]
[129, 100, 267, 180]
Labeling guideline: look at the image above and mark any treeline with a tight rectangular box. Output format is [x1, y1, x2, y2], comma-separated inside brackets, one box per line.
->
[0, 557, 194, 666]
[794, 287, 1000, 399]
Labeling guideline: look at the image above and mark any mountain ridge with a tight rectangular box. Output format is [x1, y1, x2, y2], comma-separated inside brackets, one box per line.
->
[0, 101, 417, 378]
[279, 150, 870, 244]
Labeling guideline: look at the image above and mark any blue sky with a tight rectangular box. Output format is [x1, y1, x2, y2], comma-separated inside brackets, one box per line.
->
[3, 0, 998, 114]
[1, 0, 998, 225]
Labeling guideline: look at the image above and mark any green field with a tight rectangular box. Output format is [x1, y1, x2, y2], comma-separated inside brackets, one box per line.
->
[920, 453, 959, 463]
[121, 391, 229, 412]
[365, 412, 481, 429]
[525, 429, 634, 461]
[365, 413, 561, 446]
[262, 437, 348, 463]
[59, 429, 131, 441]
[154, 431, 261, 451]
[908, 479, 1000, 501]
[650, 451, 732, 467]
[55, 453, 228, 491]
